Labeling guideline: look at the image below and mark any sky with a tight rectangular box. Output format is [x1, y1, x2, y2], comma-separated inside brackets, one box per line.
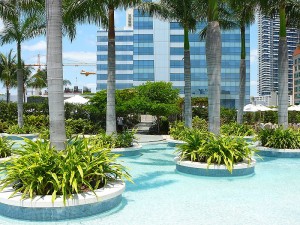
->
[0, 10, 258, 96]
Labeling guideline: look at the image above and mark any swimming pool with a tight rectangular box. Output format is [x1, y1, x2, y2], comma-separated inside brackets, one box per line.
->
[1, 143, 300, 225]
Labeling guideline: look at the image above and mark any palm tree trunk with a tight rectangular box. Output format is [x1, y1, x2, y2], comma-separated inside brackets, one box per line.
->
[207, 0, 221, 135]
[237, 25, 246, 124]
[46, 0, 66, 150]
[184, 27, 192, 128]
[278, 5, 288, 128]
[17, 41, 23, 128]
[6, 86, 10, 103]
[106, 7, 116, 134]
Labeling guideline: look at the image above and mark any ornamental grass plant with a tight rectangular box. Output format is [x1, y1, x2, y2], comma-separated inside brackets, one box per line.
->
[0, 138, 131, 204]
[221, 122, 255, 137]
[258, 127, 300, 149]
[0, 137, 14, 158]
[176, 130, 255, 173]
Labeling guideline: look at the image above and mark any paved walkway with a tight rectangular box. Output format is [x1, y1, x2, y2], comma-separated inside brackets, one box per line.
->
[135, 133, 167, 144]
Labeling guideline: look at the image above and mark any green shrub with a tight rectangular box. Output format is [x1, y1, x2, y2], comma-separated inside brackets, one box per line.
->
[221, 122, 255, 136]
[5, 124, 38, 134]
[24, 115, 49, 129]
[65, 118, 100, 137]
[0, 138, 131, 204]
[0, 137, 13, 158]
[177, 130, 254, 173]
[91, 129, 136, 148]
[192, 116, 208, 132]
[258, 127, 300, 149]
[0, 120, 9, 133]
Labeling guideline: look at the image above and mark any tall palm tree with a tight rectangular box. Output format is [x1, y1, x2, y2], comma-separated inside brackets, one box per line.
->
[27, 68, 47, 94]
[66, 0, 140, 134]
[139, 0, 199, 128]
[0, 49, 17, 103]
[226, 0, 257, 124]
[46, 0, 66, 150]
[259, 0, 300, 128]
[206, 0, 222, 134]
[22, 62, 33, 102]
[0, 3, 45, 127]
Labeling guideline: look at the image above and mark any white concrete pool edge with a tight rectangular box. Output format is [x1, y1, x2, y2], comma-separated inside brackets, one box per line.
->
[0, 180, 125, 208]
[174, 156, 256, 170]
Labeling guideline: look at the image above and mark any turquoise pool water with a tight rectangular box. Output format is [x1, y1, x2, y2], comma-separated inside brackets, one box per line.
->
[1, 143, 300, 225]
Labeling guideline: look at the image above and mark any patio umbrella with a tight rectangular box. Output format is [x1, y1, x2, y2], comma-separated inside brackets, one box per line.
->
[64, 95, 89, 104]
[288, 105, 300, 111]
[256, 104, 272, 111]
[243, 104, 258, 112]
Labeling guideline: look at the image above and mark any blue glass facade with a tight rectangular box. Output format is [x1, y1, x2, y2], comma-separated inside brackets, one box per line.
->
[96, 8, 250, 109]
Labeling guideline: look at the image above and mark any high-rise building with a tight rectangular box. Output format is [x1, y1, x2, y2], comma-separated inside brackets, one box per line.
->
[258, 13, 299, 96]
[97, 7, 250, 109]
[294, 45, 300, 105]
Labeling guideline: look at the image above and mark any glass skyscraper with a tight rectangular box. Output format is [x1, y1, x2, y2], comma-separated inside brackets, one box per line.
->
[258, 13, 299, 96]
[97, 7, 250, 109]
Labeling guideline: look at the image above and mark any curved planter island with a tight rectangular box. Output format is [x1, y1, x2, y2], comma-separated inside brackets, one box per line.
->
[256, 146, 300, 158]
[111, 143, 142, 157]
[167, 139, 186, 147]
[175, 157, 256, 177]
[0, 180, 125, 221]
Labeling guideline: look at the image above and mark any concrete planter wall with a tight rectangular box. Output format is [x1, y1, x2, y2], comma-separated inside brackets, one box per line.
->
[175, 157, 256, 177]
[167, 139, 186, 147]
[112, 143, 142, 157]
[0, 180, 125, 221]
[256, 146, 300, 158]
[0, 133, 38, 141]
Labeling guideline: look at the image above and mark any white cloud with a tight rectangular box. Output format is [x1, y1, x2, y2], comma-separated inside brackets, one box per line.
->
[63, 51, 96, 63]
[23, 41, 47, 51]
[250, 48, 258, 64]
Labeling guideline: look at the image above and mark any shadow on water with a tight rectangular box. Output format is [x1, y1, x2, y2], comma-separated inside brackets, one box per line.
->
[126, 171, 176, 192]
[130, 158, 175, 166]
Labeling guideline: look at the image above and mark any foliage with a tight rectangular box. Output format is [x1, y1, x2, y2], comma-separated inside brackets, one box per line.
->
[221, 122, 255, 136]
[0, 137, 13, 158]
[0, 138, 131, 204]
[221, 108, 237, 124]
[65, 118, 99, 136]
[149, 117, 170, 135]
[24, 115, 49, 129]
[0, 120, 9, 133]
[169, 116, 208, 140]
[5, 124, 38, 134]
[91, 129, 136, 148]
[258, 127, 300, 149]
[192, 116, 208, 131]
[177, 131, 254, 173]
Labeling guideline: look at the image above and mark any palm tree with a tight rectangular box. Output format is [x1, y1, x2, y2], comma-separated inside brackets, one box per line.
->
[22, 62, 33, 102]
[139, 0, 199, 128]
[0, 49, 17, 103]
[27, 68, 47, 94]
[206, 0, 222, 134]
[46, 0, 66, 150]
[226, 0, 257, 124]
[66, 0, 140, 134]
[259, 0, 300, 128]
[0, 3, 45, 127]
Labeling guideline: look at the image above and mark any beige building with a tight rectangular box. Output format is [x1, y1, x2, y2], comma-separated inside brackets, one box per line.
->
[294, 45, 300, 105]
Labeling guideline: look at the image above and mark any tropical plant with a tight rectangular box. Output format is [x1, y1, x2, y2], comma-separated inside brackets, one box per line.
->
[46, 0, 66, 150]
[66, 0, 141, 134]
[27, 68, 47, 94]
[5, 124, 38, 134]
[258, 127, 300, 149]
[221, 122, 255, 136]
[0, 1, 46, 128]
[139, 0, 200, 128]
[0, 49, 17, 103]
[91, 129, 137, 148]
[0, 138, 131, 204]
[192, 116, 208, 131]
[0, 136, 14, 158]
[259, 0, 300, 128]
[177, 130, 254, 173]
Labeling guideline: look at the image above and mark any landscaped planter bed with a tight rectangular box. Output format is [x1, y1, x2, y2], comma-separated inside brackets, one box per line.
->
[175, 157, 256, 177]
[256, 146, 300, 158]
[112, 143, 142, 157]
[0, 180, 125, 221]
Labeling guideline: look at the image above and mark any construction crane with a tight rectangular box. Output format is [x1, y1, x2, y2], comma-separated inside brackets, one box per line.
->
[80, 70, 96, 76]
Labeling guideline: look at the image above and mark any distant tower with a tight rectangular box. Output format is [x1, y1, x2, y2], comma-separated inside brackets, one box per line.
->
[258, 13, 299, 97]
